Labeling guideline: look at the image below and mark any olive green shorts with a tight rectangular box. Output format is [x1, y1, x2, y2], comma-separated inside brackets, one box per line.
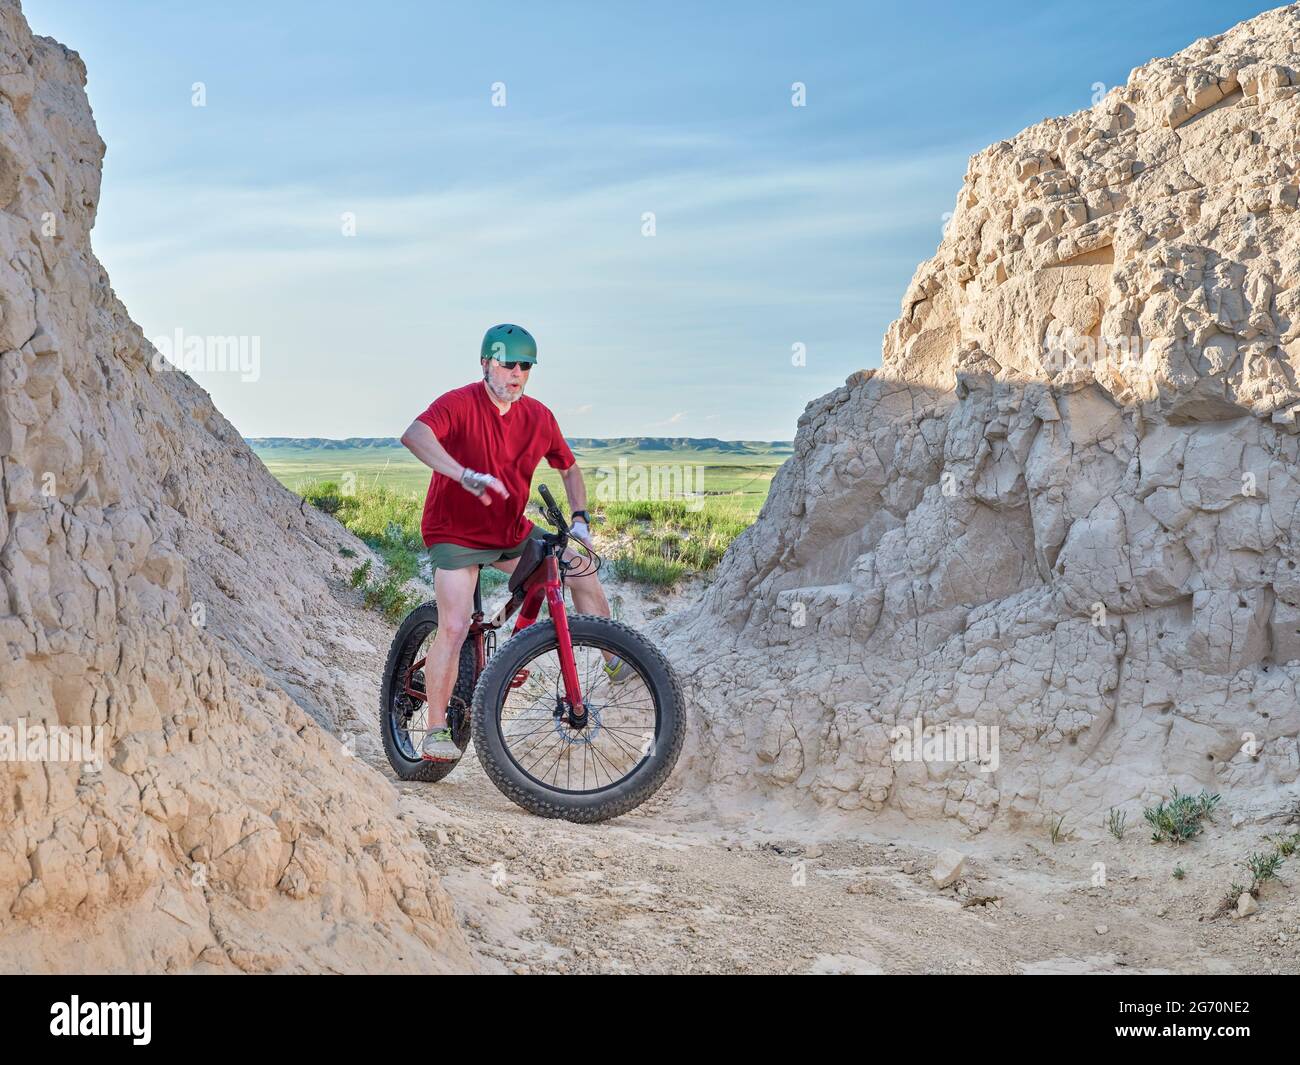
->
[427, 530, 541, 572]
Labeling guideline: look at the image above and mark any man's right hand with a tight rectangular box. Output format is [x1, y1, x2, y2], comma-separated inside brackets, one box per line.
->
[460, 467, 509, 505]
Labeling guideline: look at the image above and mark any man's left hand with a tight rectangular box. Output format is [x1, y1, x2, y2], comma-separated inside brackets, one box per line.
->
[570, 519, 593, 549]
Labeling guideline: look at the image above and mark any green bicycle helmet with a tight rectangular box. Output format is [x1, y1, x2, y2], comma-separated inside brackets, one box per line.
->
[480, 323, 537, 365]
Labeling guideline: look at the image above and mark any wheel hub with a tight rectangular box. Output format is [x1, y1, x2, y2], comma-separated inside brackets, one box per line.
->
[553, 702, 602, 744]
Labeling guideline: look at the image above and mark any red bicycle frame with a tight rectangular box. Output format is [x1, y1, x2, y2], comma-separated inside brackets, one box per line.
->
[404, 543, 587, 721]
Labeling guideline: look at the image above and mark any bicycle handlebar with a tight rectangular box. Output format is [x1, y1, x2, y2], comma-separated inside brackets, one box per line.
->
[537, 483, 568, 534]
[536, 482, 602, 576]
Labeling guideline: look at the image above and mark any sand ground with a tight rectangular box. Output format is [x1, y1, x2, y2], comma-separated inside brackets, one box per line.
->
[334, 571, 1300, 975]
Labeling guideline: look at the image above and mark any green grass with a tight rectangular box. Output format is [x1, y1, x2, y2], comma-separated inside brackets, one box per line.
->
[255, 441, 786, 521]
[346, 557, 418, 622]
[268, 443, 778, 593]
[599, 497, 752, 586]
[301, 479, 424, 548]
[304, 480, 425, 621]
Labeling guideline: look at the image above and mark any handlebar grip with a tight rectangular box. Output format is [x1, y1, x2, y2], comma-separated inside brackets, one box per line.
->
[536, 483, 567, 531]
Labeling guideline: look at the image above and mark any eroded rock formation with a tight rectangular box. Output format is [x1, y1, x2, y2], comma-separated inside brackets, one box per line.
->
[0, 2, 468, 971]
[664, 4, 1300, 831]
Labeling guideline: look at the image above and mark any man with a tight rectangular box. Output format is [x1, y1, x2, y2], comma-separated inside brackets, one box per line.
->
[399, 323, 628, 762]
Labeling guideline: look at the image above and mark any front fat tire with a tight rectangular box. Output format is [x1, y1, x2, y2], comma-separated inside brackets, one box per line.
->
[471, 614, 686, 822]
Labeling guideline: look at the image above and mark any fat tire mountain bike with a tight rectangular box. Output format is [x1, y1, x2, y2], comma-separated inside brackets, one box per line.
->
[379, 485, 686, 822]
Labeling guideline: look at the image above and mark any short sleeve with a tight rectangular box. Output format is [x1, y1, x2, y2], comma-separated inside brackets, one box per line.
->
[415, 394, 455, 438]
[544, 411, 575, 470]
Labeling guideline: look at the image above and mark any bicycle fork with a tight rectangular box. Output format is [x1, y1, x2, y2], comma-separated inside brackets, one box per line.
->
[514, 556, 587, 724]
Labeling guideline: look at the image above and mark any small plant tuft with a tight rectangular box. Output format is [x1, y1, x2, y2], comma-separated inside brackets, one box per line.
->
[1212, 839, 1291, 918]
[1213, 881, 1247, 917]
[1246, 850, 1283, 892]
[1143, 788, 1221, 845]
[1106, 807, 1127, 841]
[1270, 831, 1300, 858]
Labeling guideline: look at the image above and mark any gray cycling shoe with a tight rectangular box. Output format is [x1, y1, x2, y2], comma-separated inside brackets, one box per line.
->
[420, 727, 461, 762]
[602, 656, 634, 685]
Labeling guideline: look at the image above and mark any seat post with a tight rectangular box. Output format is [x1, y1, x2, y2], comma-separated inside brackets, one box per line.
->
[473, 565, 483, 615]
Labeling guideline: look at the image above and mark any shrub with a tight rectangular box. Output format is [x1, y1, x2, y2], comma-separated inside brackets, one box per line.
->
[1143, 788, 1221, 845]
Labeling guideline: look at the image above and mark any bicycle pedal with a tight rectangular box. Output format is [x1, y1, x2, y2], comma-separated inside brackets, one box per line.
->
[508, 669, 531, 689]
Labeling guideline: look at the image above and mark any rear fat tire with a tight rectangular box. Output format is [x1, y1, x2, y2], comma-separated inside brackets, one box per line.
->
[471, 614, 686, 822]
[380, 602, 476, 782]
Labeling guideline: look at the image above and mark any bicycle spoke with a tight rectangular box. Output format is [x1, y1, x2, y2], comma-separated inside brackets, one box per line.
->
[586, 737, 628, 784]
[598, 726, 644, 763]
[537, 738, 571, 785]
[519, 733, 558, 774]
[506, 729, 557, 768]
[510, 718, 566, 767]
[501, 721, 555, 743]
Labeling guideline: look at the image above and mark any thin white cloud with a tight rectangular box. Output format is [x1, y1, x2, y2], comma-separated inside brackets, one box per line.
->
[92, 133, 966, 439]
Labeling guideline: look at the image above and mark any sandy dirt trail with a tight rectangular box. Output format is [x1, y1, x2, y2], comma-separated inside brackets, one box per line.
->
[330, 574, 1300, 975]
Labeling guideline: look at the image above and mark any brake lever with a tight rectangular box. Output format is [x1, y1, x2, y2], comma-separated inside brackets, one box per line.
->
[531, 503, 571, 540]
[536, 484, 570, 534]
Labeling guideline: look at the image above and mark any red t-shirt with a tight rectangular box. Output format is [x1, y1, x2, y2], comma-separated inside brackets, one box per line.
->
[415, 382, 576, 549]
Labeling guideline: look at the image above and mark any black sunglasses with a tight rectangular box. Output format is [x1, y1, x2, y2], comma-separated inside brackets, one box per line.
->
[500, 361, 533, 371]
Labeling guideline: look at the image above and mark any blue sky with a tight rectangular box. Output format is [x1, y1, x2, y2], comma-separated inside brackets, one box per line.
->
[25, 0, 1276, 440]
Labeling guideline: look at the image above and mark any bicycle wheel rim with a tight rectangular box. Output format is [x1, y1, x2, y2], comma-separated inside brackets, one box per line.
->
[496, 634, 662, 795]
[389, 625, 435, 761]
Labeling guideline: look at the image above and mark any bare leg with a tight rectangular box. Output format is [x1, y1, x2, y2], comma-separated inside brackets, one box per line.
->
[424, 565, 478, 731]
[563, 547, 612, 618]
